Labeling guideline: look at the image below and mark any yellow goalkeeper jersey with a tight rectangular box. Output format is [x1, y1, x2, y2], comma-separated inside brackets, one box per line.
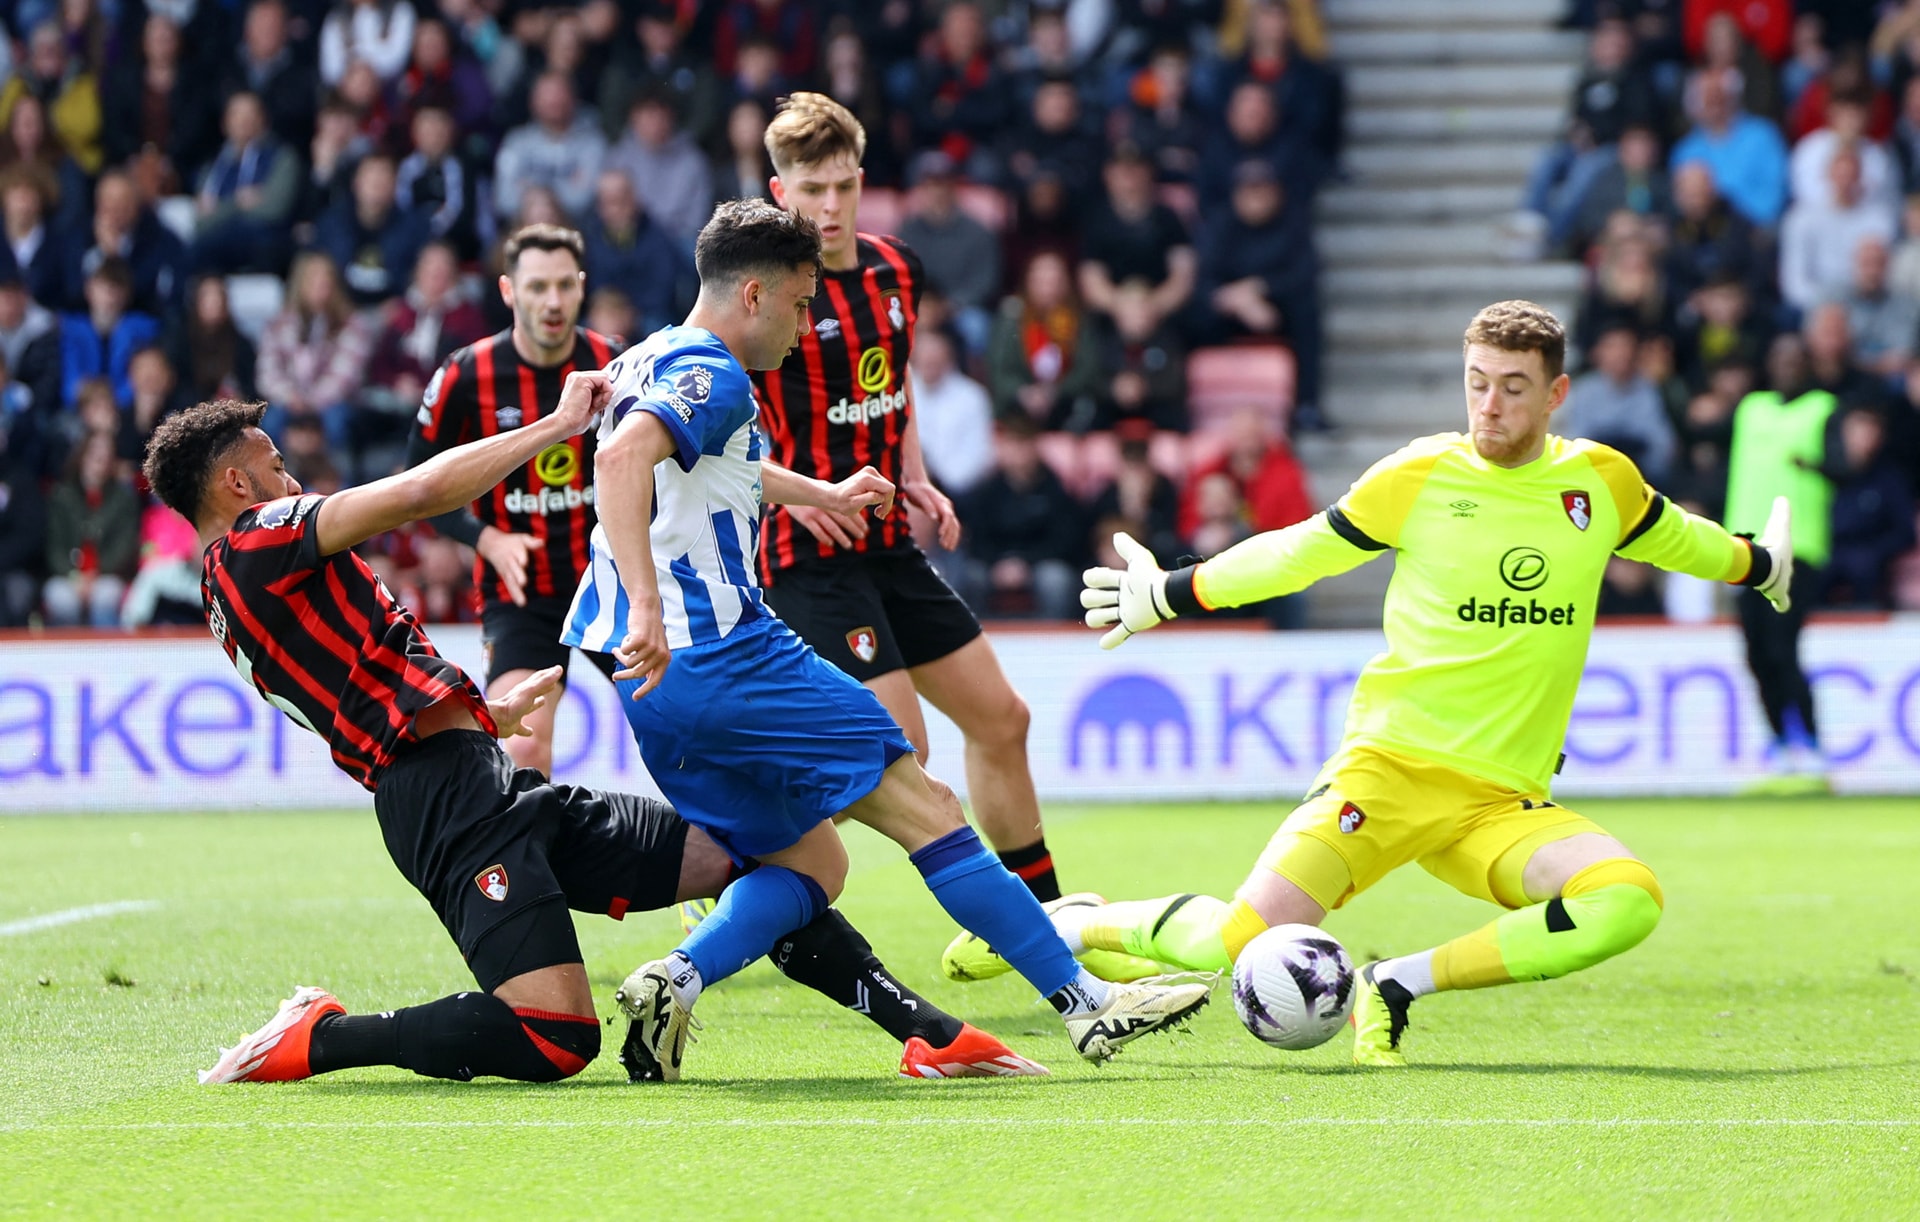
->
[1189, 432, 1755, 794]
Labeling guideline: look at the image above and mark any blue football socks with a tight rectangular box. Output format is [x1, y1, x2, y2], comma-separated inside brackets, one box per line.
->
[673, 864, 830, 1000]
[910, 828, 1081, 998]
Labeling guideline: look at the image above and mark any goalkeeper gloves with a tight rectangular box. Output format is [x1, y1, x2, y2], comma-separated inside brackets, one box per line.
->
[1082, 531, 1176, 649]
[1749, 495, 1794, 614]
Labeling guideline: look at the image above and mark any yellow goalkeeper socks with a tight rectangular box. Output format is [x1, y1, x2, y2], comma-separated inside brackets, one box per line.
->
[1430, 858, 1664, 992]
[1077, 894, 1268, 972]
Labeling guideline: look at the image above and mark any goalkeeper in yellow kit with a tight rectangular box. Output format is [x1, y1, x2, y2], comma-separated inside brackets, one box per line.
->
[944, 301, 1796, 1065]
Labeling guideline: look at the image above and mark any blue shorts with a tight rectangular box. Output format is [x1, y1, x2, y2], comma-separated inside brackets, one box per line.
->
[616, 613, 915, 862]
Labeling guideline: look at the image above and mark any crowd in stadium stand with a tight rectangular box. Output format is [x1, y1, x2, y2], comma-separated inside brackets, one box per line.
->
[1530, 0, 1920, 616]
[0, 0, 1342, 629]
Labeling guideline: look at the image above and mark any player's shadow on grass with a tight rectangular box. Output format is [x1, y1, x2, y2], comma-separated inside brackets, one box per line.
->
[296, 1075, 1098, 1101]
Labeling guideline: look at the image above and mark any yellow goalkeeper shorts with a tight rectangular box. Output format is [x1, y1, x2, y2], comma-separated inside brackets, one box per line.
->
[1255, 744, 1606, 912]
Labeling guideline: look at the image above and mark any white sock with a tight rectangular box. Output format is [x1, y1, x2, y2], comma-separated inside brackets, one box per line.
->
[1048, 966, 1112, 1016]
[1374, 950, 1436, 999]
[665, 952, 703, 1009]
[1051, 904, 1095, 956]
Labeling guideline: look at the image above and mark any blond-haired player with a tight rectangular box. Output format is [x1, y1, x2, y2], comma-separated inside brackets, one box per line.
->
[965, 301, 1794, 1064]
[741, 92, 1158, 983]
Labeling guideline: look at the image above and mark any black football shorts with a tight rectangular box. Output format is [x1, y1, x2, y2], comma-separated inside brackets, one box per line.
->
[481, 596, 619, 690]
[763, 549, 982, 683]
[373, 730, 688, 991]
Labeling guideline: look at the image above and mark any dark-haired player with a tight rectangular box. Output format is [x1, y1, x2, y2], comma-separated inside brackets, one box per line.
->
[752, 94, 1157, 984]
[404, 224, 619, 779]
[571, 198, 1210, 1081]
[150, 389, 1050, 1084]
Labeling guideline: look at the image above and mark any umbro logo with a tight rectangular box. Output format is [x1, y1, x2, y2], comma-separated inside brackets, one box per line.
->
[1450, 499, 1477, 518]
[815, 318, 841, 339]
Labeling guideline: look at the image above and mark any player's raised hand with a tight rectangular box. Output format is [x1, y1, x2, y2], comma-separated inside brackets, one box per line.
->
[1082, 531, 1177, 649]
[1752, 495, 1794, 613]
[554, 370, 611, 435]
[488, 665, 563, 739]
[613, 605, 672, 699]
[476, 525, 538, 606]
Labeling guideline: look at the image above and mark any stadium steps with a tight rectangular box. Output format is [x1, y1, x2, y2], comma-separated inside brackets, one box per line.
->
[1325, 262, 1585, 303]
[1347, 105, 1563, 144]
[1330, 0, 1569, 28]
[1342, 140, 1554, 185]
[1304, 0, 1584, 626]
[1335, 28, 1587, 64]
[1346, 64, 1579, 108]
[1319, 219, 1506, 264]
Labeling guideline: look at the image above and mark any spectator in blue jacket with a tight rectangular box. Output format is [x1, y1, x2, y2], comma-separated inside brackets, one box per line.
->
[1670, 72, 1789, 227]
[58, 258, 160, 407]
[580, 169, 692, 337]
[189, 91, 302, 275]
[315, 152, 431, 308]
[61, 170, 187, 317]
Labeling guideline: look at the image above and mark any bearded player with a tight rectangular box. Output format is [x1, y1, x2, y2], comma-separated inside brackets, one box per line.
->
[750, 93, 1154, 982]
[404, 224, 620, 779]
[970, 301, 1795, 1065]
[154, 384, 1052, 1085]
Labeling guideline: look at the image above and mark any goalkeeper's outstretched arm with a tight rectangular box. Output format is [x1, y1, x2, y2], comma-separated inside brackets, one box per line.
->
[1617, 491, 1794, 613]
[1082, 512, 1385, 648]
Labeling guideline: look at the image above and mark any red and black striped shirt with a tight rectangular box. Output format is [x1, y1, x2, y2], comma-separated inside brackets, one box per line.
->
[752, 234, 923, 582]
[202, 495, 494, 792]
[410, 327, 619, 604]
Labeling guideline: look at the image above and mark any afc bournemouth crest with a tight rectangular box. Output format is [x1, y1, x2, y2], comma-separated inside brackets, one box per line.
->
[1338, 802, 1366, 834]
[846, 626, 879, 664]
[475, 864, 509, 902]
[1561, 490, 1592, 531]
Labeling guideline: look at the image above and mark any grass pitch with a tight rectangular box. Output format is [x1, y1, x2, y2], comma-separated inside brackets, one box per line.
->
[3, 798, 1918, 1219]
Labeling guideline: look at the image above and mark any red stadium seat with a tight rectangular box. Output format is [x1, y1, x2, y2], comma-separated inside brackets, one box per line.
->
[1184, 427, 1229, 473]
[1148, 430, 1189, 483]
[858, 187, 904, 236]
[1185, 344, 1295, 434]
[954, 184, 1012, 232]
[1081, 430, 1121, 491]
[1035, 430, 1086, 496]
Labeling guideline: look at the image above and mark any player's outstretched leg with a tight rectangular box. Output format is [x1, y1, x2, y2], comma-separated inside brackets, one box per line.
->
[854, 758, 1213, 1063]
[1361, 852, 1663, 1067]
[773, 910, 1047, 1079]
[200, 986, 601, 1084]
[943, 892, 1186, 984]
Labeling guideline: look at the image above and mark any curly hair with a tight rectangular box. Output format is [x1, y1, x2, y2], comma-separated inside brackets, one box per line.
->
[141, 398, 267, 522]
[763, 91, 867, 175]
[1462, 300, 1566, 382]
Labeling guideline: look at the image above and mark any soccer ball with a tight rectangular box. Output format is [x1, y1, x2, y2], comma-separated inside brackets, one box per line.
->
[1231, 924, 1356, 1050]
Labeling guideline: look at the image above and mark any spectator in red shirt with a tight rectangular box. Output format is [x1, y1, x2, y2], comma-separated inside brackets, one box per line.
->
[1684, 0, 1791, 63]
[713, 0, 817, 83]
[911, 0, 1008, 181]
[1180, 406, 1314, 540]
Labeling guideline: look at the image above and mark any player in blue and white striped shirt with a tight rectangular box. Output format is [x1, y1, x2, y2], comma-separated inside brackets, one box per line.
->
[570, 200, 1210, 1080]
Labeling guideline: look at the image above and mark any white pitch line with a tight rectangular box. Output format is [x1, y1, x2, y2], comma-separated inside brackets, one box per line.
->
[0, 900, 159, 938]
[5, 1118, 1917, 1134]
